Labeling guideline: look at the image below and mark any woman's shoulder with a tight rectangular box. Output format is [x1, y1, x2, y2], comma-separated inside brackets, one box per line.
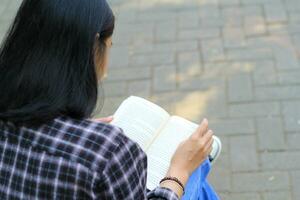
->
[55, 115, 131, 148]
[48, 114, 144, 172]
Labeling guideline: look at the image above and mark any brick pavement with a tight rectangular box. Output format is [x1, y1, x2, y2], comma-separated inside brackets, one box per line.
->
[1, 0, 300, 199]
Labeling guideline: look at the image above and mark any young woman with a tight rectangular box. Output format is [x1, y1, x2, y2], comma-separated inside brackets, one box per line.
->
[0, 0, 214, 199]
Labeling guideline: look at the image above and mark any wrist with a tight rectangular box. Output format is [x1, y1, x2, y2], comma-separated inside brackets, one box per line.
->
[159, 180, 184, 198]
[165, 167, 189, 186]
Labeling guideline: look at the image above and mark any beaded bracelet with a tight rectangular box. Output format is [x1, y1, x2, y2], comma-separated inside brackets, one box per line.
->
[159, 176, 185, 194]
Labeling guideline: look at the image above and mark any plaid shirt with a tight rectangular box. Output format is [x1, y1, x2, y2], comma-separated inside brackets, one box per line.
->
[0, 114, 179, 200]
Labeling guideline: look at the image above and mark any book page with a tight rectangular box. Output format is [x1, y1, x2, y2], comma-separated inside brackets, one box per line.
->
[146, 116, 198, 190]
[110, 96, 170, 151]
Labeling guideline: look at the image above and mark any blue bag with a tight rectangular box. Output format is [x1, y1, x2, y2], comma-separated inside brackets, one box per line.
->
[182, 159, 220, 200]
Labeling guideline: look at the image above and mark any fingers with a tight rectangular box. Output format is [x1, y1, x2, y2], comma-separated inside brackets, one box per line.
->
[203, 130, 213, 145]
[206, 145, 213, 157]
[194, 118, 208, 138]
[198, 130, 213, 153]
[93, 116, 114, 123]
[204, 136, 214, 154]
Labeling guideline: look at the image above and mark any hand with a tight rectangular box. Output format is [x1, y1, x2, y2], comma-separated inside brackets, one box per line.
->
[91, 116, 113, 123]
[160, 119, 213, 197]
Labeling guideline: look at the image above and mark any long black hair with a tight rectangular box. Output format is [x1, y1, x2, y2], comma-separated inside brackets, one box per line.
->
[0, 0, 115, 126]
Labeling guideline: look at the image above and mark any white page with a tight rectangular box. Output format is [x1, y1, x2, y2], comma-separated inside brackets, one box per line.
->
[110, 96, 170, 151]
[146, 116, 198, 190]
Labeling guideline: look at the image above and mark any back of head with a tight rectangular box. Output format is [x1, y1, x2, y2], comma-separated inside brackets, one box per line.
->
[0, 0, 115, 127]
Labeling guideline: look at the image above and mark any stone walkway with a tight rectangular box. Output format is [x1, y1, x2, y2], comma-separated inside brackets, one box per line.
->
[1, 0, 300, 199]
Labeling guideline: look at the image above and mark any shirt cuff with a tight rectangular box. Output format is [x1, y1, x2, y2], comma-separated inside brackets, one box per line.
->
[147, 186, 179, 200]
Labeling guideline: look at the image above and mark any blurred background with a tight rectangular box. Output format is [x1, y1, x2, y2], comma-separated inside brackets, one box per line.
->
[1, 0, 300, 199]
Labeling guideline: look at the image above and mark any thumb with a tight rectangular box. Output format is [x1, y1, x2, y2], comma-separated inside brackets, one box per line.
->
[93, 116, 114, 123]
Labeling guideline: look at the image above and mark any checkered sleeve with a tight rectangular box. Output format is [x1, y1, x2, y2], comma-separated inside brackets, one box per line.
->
[147, 187, 180, 199]
[93, 127, 179, 200]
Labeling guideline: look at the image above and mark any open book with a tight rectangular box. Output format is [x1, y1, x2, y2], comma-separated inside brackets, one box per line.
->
[110, 96, 221, 190]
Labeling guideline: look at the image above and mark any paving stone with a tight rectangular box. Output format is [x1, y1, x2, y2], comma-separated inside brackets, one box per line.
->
[221, 6, 243, 26]
[218, 193, 230, 200]
[255, 86, 300, 101]
[151, 92, 179, 113]
[244, 16, 267, 36]
[273, 47, 300, 70]
[128, 79, 151, 98]
[130, 53, 175, 66]
[177, 10, 199, 19]
[264, 4, 288, 23]
[292, 34, 300, 55]
[137, 11, 177, 22]
[266, 23, 289, 35]
[133, 29, 154, 44]
[228, 73, 253, 102]
[203, 62, 229, 75]
[199, 4, 221, 18]
[201, 38, 225, 62]
[178, 27, 220, 40]
[289, 12, 300, 23]
[0, 7, 17, 22]
[282, 101, 300, 131]
[246, 35, 300, 70]
[227, 193, 261, 200]
[240, 0, 260, 4]
[208, 153, 232, 191]
[109, 45, 130, 68]
[222, 26, 246, 48]
[116, 9, 137, 23]
[177, 10, 199, 29]
[112, 28, 136, 45]
[0, 3, 7, 17]
[230, 135, 259, 171]
[131, 40, 198, 55]
[102, 81, 127, 97]
[153, 41, 198, 54]
[284, 0, 300, 12]
[256, 117, 285, 150]
[174, 89, 228, 120]
[0, 19, 10, 35]
[153, 65, 177, 92]
[263, 191, 292, 200]
[287, 134, 300, 150]
[245, 34, 279, 48]
[253, 60, 278, 86]
[114, 22, 154, 45]
[229, 102, 280, 117]
[232, 171, 290, 192]
[278, 70, 300, 85]
[0, 31, 5, 42]
[219, 0, 240, 6]
[226, 48, 273, 61]
[198, 87, 228, 120]
[261, 152, 300, 170]
[96, 96, 125, 117]
[210, 118, 255, 135]
[241, 0, 278, 5]
[178, 74, 225, 91]
[155, 20, 177, 42]
[217, 135, 229, 154]
[241, 4, 263, 16]
[204, 61, 255, 77]
[291, 171, 300, 200]
[106, 67, 151, 81]
[177, 51, 202, 77]
[199, 17, 224, 28]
